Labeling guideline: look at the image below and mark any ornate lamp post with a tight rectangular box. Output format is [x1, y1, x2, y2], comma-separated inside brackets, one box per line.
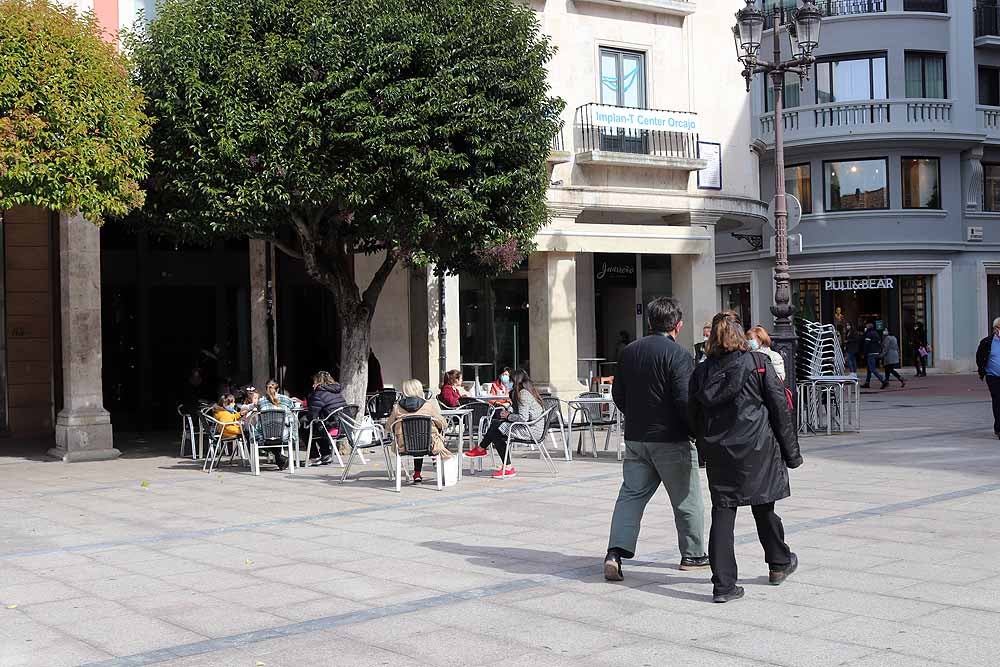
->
[733, 0, 822, 390]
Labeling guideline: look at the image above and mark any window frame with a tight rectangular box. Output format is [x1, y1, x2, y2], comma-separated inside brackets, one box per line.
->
[784, 163, 813, 214]
[822, 157, 891, 213]
[904, 51, 947, 99]
[984, 163, 1000, 212]
[979, 66, 1000, 106]
[598, 47, 647, 109]
[900, 156, 942, 210]
[903, 0, 947, 12]
[763, 72, 802, 113]
[814, 52, 889, 104]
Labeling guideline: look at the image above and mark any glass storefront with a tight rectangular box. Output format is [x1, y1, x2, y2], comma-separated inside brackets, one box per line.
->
[791, 275, 932, 366]
[459, 272, 529, 381]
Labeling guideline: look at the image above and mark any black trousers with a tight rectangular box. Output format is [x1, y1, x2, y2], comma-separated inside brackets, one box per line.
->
[884, 363, 904, 384]
[987, 376, 1000, 435]
[709, 503, 791, 595]
[913, 349, 926, 375]
[479, 420, 509, 464]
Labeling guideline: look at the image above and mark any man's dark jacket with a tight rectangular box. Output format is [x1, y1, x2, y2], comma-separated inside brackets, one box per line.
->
[612, 333, 694, 443]
[977, 335, 995, 379]
[863, 328, 882, 356]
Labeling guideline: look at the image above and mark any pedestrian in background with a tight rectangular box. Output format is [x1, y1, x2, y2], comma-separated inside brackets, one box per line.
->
[861, 322, 885, 389]
[844, 323, 862, 375]
[976, 317, 1000, 439]
[689, 311, 802, 604]
[880, 330, 905, 389]
[694, 323, 711, 363]
[747, 325, 785, 382]
[912, 322, 928, 377]
[604, 296, 708, 582]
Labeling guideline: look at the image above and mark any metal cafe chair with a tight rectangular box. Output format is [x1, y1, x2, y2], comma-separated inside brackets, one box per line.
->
[249, 409, 296, 475]
[389, 415, 445, 492]
[177, 404, 201, 460]
[200, 409, 249, 473]
[498, 408, 558, 476]
[569, 392, 618, 458]
[303, 407, 346, 468]
[459, 397, 499, 474]
[366, 388, 400, 421]
[541, 396, 571, 461]
[338, 409, 396, 483]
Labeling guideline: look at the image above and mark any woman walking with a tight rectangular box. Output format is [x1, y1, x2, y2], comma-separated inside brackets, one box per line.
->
[689, 311, 803, 603]
[880, 330, 905, 389]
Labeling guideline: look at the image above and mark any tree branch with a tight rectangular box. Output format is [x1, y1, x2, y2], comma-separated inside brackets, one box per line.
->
[361, 251, 397, 316]
[272, 239, 303, 260]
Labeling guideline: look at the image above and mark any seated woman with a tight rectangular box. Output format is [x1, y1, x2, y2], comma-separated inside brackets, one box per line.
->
[387, 379, 451, 484]
[438, 369, 468, 408]
[237, 385, 260, 414]
[212, 394, 242, 438]
[256, 380, 295, 470]
[307, 371, 347, 465]
[469, 369, 544, 479]
[488, 367, 513, 396]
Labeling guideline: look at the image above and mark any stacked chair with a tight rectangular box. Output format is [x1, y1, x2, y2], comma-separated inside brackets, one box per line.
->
[795, 319, 861, 435]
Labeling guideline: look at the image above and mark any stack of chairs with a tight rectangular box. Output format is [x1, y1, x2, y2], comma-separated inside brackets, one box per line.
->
[795, 319, 860, 435]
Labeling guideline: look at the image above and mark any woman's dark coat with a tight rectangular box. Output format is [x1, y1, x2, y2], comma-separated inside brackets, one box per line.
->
[688, 350, 802, 508]
[307, 383, 347, 421]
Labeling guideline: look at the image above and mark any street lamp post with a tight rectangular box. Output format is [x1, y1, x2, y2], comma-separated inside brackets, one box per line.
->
[733, 0, 822, 391]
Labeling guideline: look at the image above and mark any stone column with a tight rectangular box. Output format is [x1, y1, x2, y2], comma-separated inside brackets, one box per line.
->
[529, 252, 587, 399]
[962, 147, 984, 213]
[50, 212, 118, 462]
[671, 215, 719, 353]
[424, 270, 460, 388]
[248, 240, 271, 387]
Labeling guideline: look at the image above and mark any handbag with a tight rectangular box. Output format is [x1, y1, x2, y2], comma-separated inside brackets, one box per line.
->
[355, 415, 377, 446]
[752, 351, 793, 410]
[918, 346, 929, 359]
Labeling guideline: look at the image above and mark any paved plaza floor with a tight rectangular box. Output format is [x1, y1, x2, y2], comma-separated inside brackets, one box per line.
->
[2, 373, 1000, 667]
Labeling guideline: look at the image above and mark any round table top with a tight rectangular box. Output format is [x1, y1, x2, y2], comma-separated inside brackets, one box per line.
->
[578, 357, 606, 361]
[461, 362, 494, 367]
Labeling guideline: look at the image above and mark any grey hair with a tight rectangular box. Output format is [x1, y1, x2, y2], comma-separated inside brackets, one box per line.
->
[993, 317, 1000, 330]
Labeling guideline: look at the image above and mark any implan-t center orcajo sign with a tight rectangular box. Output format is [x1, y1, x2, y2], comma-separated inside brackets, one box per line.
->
[824, 277, 894, 291]
[590, 105, 697, 134]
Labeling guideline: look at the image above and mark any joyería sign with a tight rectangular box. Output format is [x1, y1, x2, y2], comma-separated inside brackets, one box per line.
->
[824, 277, 894, 291]
[595, 253, 636, 286]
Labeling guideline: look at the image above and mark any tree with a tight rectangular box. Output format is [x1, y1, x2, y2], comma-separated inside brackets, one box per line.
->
[0, 0, 150, 221]
[131, 0, 562, 405]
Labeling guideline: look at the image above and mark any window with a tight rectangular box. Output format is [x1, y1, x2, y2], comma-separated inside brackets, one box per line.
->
[901, 158, 941, 209]
[984, 164, 1000, 212]
[816, 55, 887, 104]
[980, 67, 1000, 106]
[905, 53, 946, 99]
[785, 164, 812, 214]
[600, 48, 645, 108]
[764, 72, 801, 112]
[824, 158, 888, 211]
[904, 0, 946, 11]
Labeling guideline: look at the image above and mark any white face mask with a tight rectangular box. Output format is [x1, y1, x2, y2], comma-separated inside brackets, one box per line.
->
[748, 338, 760, 351]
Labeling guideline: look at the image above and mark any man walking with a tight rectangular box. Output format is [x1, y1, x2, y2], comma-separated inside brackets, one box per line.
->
[861, 322, 885, 389]
[604, 296, 708, 581]
[976, 317, 1000, 438]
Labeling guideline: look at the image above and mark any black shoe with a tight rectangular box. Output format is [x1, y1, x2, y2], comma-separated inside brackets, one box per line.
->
[319, 454, 334, 466]
[880, 381, 889, 389]
[712, 586, 745, 603]
[679, 555, 711, 571]
[861, 383, 870, 389]
[275, 453, 289, 471]
[603, 551, 623, 581]
[769, 552, 798, 586]
[900, 381, 906, 388]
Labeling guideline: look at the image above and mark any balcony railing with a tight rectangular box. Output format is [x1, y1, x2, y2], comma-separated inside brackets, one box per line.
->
[763, 0, 885, 29]
[574, 103, 701, 167]
[976, 3, 1000, 38]
[978, 105, 1000, 139]
[758, 99, 953, 142]
[552, 121, 566, 152]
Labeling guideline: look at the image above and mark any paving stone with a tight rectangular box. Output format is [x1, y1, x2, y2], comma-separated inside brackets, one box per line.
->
[720, 628, 873, 666]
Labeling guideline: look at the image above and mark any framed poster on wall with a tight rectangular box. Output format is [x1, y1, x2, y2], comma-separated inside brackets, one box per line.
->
[697, 141, 722, 190]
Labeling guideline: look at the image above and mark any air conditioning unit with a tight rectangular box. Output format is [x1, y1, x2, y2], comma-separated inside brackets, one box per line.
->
[968, 226, 984, 242]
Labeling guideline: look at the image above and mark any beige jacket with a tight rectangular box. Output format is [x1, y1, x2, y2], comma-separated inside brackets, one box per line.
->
[387, 398, 451, 457]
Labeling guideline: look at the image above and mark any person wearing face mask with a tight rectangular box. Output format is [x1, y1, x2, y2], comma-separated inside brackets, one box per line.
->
[694, 324, 711, 363]
[489, 368, 513, 396]
[747, 326, 786, 383]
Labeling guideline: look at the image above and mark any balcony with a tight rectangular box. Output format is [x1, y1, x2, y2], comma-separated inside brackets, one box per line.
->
[757, 99, 956, 147]
[549, 122, 570, 164]
[978, 105, 1000, 141]
[574, 103, 706, 171]
[976, 2, 1000, 47]
[576, 0, 695, 18]
[763, 0, 885, 30]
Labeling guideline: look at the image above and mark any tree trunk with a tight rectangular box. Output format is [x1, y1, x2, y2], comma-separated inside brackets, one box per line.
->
[338, 307, 371, 410]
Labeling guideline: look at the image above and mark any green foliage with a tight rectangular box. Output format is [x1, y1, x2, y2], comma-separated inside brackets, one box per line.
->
[131, 0, 562, 276]
[0, 0, 151, 221]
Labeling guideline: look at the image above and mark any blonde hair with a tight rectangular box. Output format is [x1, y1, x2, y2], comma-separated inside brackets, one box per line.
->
[748, 325, 772, 349]
[706, 311, 749, 356]
[400, 378, 424, 398]
[265, 379, 280, 406]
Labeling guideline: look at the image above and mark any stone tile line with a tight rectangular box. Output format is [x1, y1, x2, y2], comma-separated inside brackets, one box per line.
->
[0, 471, 622, 562]
[72, 478, 1000, 667]
[77, 578, 543, 667]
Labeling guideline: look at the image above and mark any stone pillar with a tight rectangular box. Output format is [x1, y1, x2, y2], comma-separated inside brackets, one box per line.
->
[50, 212, 118, 462]
[248, 240, 271, 387]
[671, 215, 718, 353]
[962, 147, 984, 213]
[529, 252, 587, 399]
[424, 270, 460, 388]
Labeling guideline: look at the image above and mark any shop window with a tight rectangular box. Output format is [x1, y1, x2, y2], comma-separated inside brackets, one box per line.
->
[764, 72, 801, 113]
[901, 157, 941, 209]
[722, 284, 752, 328]
[985, 164, 1000, 212]
[900, 276, 931, 367]
[792, 279, 822, 322]
[815, 54, 887, 104]
[904, 52, 946, 99]
[979, 67, 1000, 106]
[785, 163, 812, 214]
[824, 158, 888, 211]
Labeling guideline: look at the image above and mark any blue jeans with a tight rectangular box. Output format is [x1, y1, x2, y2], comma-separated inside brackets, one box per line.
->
[865, 353, 885, 385]
[845, 352, 857, 373]
[607, 440, 706, 559]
